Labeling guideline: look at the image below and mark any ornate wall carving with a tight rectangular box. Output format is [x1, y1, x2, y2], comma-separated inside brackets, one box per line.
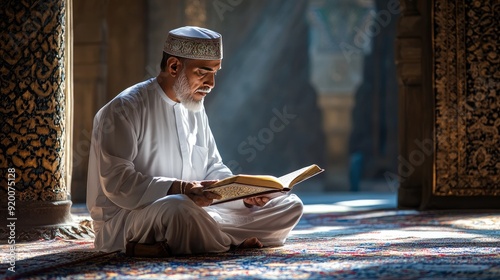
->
[0, 0, 69, 202]
[433, 0, 500, 196]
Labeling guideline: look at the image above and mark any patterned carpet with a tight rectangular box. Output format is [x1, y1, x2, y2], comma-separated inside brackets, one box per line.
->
[1, 209, 499, 279]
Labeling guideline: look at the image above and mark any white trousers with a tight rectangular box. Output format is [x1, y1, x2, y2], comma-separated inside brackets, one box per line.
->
[120, 194, 303, 255]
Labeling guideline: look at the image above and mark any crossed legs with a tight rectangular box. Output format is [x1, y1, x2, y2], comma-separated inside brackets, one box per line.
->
[123, 194, 303, 257]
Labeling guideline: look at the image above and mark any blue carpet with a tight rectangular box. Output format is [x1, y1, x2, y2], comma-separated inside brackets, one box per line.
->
[1, 209, 499, 279]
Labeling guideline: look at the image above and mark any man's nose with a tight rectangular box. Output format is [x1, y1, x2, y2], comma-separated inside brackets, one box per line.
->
[204, 73, 215, 88]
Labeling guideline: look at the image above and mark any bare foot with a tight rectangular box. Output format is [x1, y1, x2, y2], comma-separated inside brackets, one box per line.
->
[238, 237, 263, 249]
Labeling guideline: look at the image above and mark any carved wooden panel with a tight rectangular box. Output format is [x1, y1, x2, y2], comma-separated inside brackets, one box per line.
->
[433, 0, 500, 196]
[0, 0, 69, 202]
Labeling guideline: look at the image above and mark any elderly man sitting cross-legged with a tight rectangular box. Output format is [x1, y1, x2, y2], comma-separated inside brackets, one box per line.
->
[86, 26, 304, 257]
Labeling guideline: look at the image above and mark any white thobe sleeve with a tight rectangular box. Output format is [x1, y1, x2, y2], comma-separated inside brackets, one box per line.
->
[95, 101, 173, 211]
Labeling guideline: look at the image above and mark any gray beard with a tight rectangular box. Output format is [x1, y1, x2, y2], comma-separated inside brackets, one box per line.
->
[173, 70, 204, 112]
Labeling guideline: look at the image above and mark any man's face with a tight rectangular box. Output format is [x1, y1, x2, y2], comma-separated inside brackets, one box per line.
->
[173, 59, 221, 112]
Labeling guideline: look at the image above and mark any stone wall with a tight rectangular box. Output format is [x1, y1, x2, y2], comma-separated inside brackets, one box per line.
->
[72, 0, 146, 202]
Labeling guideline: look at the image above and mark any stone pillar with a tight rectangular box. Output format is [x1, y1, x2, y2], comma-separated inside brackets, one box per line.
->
[307, 0, 374, 191]
[0, 0, 88, 240]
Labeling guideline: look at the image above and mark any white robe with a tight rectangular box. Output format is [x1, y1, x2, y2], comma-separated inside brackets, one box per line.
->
[86, 78, 303, 254]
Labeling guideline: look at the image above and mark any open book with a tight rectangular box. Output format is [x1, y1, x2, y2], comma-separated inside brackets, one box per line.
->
[204, 164, 324, 205]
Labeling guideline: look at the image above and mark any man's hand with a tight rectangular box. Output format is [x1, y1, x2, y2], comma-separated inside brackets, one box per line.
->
[175, 180, 221, 207]
[243, 196, 270, 208]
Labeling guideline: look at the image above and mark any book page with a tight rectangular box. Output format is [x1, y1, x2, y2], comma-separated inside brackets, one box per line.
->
[208, 174, 283, 189]
[209, 183, 280, 204]
[278, 164, 324, 189]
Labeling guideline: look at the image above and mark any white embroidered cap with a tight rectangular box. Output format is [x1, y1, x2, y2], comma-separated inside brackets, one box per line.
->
[164, 26, 223, 60]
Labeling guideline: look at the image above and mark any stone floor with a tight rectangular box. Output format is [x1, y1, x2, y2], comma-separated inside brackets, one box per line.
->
[296, 191, 397, 213]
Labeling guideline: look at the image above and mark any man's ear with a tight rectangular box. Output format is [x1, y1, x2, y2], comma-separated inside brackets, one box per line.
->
[166, 57, 182, 77]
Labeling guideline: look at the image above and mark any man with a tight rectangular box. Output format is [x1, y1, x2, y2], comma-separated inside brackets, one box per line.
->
[87, 26, 304, 257]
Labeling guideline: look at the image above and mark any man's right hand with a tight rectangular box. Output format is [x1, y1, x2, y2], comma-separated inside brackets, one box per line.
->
[169, 180, 221, 207]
